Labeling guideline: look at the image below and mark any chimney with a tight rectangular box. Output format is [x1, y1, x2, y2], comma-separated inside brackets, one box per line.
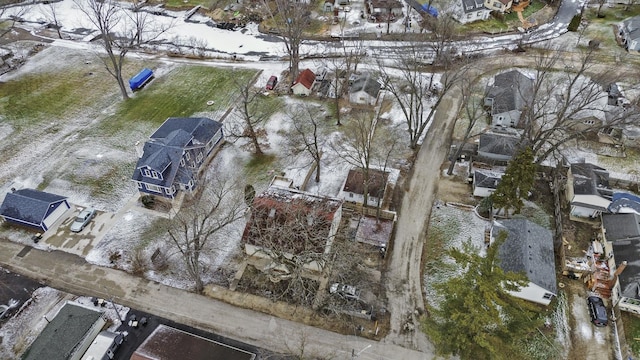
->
[135, 141, 144, 158]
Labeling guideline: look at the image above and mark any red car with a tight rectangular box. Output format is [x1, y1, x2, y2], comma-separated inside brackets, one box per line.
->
[266, 75, 278, 90]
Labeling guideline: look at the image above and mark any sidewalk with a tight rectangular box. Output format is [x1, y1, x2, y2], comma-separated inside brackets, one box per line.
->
[0, 238, 434, 360]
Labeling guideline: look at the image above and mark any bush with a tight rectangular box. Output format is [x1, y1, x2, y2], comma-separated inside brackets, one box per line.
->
[567, 14, 581, 32]
[141, 195, 155, 208]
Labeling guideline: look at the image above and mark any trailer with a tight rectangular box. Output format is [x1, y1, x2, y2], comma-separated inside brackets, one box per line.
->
[129, 68, 154, 91]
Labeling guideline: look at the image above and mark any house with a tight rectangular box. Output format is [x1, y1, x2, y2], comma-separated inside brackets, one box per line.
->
[484, 0, 512, 12]
[609, 192, 640, 214]
[242, 180, 343, 273]
[131, 117, 223, 200]
[566, 163, 612, 219]
[367, 0, 404, 19]
[453, 0, 490, 24]
[291, 69, 316, 96]
[477, 131, 520, 163]
[491, 219, 557, 306]
[484, 70, 533, 128]
[602, 213, 640, 313]
[339, 168, 389, 206]
[349, 73, 382, 106]
[22, 302, 106, 360]
[130, 324, 256, 360]
[619, 16, 640, 52]
[324, 0, 335, 12]
[0, 188, 70, 232]
[473, 169, 503, 197]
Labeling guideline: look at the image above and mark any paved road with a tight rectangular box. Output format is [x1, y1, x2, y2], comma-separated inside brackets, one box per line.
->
[0, 240, 430, 360]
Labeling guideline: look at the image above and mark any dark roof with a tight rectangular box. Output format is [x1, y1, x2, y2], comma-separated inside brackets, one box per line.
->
[242, 186, 342, 255]
[603, 213, 640, 242]
[0, 189, 67, 226]
[474, 169, 503, 190]
[343, 168, 389, 198]
[570, 163, 610, 196]
[622, 16, 640, 43]
[130, 325, 255, 360]
[349, 73, 381, 98]
[460, 0, 485, 13]
[485, 70, 533, 115]
[495, 218, 557, 295]
[368, 0, 403, 10]
[609, 192, 640, 214]
[132, 117, 222, 187]
[23, 302, 104, 360]
[293, 69, 316, 90]
[611, 239, 640, 300]
[478, 132, 520, 157]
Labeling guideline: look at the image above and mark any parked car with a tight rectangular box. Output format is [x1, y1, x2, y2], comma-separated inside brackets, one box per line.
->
[329, 283, 361, 301]
[266, 75, 278, 90]
[587, 295, 608, 327]
[70, 208, 96, 232]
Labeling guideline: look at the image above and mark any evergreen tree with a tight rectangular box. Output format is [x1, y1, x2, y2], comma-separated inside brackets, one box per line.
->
[490, 147, 536, 216]
[423, 234, 543, 359]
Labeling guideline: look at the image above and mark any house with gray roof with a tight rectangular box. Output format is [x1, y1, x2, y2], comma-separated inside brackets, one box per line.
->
[22, 302, 106, 360]
[619, 16, 640, 52]
[566, 163, 612, 219]
[484, 70, 533, 128]
[477, 132, 520, 163]
[473, 169, 503, 197]
[349, 73, 382, 106]
[453, 0, 490, 24]
[491, 218, 557, 306]
[132, 117, 223, 200]
[0, 188, 70, 232]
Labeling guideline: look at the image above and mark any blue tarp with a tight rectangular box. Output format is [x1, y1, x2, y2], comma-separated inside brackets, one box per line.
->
[421, 4, 438, 17]
[129, 68, 154, 91]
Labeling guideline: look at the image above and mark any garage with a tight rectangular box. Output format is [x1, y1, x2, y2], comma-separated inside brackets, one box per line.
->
[0, 188, 70, 232]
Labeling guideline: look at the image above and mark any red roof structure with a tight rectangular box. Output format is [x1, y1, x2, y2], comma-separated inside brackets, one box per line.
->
[293, 69, 316, 90]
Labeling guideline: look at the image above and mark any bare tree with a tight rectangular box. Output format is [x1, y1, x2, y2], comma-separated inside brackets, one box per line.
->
[75, 0, 173, 99]
[521, 47, 640, 164]
[420, 11, 460, 66]
[42, 2, 63, 39]
[446, 76, 486, 175]
[0, 5, 28, 38]
[226, 76, 275, 155]
[262, 0, 312, 82]
[287, 103, 326, 183]
[378, 44, 467, 150]
[243, 191, 341, 305]
[167, 176, 245, 293]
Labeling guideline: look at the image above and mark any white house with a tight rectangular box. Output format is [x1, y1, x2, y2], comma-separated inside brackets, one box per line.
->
[291, 69, 316, 96]
[349, 73, 382, 106]
[484, 70, 533, 128]
[619, 16, 640, 52]
[453, 0, 490, 24]
[339, 168, 389, 206]
[566, 163, 612, 219]
[472, 169, 503, 197]
[492, 219, 557, 306]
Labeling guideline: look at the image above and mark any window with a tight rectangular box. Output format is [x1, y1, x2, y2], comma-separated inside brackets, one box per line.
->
[180, 158, 185, 166]
[467, 13, 472, 19]
[151, 171, 159, 179]
[543, 293, 553, 300]
[143, 169, 151, 177]
[185, 152, 190, 160]
[477, 10, 482, 16]
[165, 187, 175, 195]
[146, 184, 162, 193]
[196, 152, 203, 163]
[137, 182, 142, 189]
[349, 193, 353, 198]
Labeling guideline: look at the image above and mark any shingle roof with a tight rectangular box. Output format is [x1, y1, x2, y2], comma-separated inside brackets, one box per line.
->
[343, 168, 389, 198]
[622, 16, 640, 47]
[23, 302, 103, 360]
[485, 70, 533, 115]
[293, 69, 316, 90]
[603, 213, 640, 242]
[474, 169, 503, 190]
[495, 218, 557, 295]
[0, 189, 67, 226]
[478, 132, 520, 157]
[570, 163, 610, 196]
[132, 117, 222, 187]
[349, 73, 381, 98]
[611, 239, 640, 300]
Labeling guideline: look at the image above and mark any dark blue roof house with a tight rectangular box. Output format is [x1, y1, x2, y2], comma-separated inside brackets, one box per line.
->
[0, 188, 70, 232]
[132, 117, 224, 199]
